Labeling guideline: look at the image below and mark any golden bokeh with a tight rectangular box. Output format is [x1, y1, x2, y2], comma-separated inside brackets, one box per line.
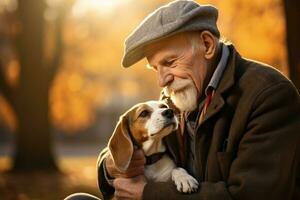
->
[0, 0, 288, 133]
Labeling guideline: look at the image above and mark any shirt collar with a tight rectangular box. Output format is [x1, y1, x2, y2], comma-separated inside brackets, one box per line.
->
[205, 43, 229, 96]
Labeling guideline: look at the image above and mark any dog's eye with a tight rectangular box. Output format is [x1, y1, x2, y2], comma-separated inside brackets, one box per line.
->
[159, 104, 168, 109]
[139, 110, 150, 118]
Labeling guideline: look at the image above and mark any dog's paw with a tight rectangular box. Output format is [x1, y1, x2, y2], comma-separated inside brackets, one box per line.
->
[171, 168, 199, 193]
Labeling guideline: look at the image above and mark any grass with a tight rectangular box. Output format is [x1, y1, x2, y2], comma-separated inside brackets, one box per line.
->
[0, 156, 102, 200]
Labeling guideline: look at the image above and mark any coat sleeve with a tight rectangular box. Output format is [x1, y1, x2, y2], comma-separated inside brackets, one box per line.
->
[142, 81, 300, 200]
[97, 147, 115, 200]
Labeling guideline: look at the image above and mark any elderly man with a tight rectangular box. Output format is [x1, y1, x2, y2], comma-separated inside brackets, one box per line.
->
[65, 0, 300, 200]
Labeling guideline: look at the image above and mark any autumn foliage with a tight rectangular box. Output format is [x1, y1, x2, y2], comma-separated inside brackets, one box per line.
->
[0, 0, 288, 135]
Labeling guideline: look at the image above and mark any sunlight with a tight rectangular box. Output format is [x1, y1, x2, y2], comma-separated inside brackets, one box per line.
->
[0, 0, 17, 12]
[72, 0, 126, 17]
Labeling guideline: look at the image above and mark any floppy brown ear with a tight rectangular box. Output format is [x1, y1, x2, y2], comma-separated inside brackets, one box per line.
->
[108, 114, 133, 172]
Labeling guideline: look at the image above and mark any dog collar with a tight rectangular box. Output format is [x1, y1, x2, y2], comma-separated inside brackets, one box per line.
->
[145, 152, 165, 165]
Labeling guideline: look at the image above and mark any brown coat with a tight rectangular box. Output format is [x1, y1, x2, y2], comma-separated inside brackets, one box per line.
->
[97, 45, 300, 200]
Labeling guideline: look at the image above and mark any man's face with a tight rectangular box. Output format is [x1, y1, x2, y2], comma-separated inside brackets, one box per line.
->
[146, 33, 209, 112]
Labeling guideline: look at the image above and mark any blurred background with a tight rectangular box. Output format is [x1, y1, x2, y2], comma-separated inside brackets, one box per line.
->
[0, 0, 299, 199]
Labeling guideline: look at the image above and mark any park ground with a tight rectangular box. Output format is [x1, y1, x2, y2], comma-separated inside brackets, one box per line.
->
[0, 143, 104, 200]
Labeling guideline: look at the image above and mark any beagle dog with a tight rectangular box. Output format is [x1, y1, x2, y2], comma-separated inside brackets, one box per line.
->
[108, 101, 199, 193]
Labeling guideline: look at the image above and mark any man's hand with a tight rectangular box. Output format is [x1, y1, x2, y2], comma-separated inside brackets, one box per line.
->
[113, 175, 147, 200]
[105, 149, 146, 178]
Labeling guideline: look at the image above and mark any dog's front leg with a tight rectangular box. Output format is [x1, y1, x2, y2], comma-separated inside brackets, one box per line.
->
[171, 167, 199, 193]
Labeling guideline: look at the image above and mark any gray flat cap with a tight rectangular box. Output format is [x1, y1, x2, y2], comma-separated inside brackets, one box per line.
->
[122, 0, 219, 68]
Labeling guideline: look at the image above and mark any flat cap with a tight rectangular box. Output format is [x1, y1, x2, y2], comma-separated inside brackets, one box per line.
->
[122, 0, 219, 68]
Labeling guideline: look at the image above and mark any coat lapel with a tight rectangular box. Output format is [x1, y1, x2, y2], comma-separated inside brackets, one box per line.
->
[199, 45, 240, 126]
[201, 93, 225, 125]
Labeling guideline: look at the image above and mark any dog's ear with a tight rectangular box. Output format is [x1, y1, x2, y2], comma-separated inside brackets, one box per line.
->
[108, 114, 133, 172]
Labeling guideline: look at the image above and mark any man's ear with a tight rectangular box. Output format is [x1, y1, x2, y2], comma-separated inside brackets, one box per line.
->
[200, 31, 218, 60]
[108, 114, 133, 172]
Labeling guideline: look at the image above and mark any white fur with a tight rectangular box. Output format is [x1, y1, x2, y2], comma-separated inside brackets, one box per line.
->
[164, 78, 198, 112]
[145, 155, 176, 182]
[138, 101, 199, 193]
[172, 168, 199, 193]
[142, 139, 166, 156]
[144, 101, 178, 137]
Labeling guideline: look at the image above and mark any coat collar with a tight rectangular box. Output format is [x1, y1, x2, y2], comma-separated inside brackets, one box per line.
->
[200, 44, 241, 125]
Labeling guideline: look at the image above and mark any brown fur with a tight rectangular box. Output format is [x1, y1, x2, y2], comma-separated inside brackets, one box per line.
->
[108, 103, 152, 172]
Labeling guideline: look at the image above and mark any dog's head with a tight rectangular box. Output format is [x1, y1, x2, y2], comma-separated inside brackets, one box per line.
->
[108, 100, 178, 172]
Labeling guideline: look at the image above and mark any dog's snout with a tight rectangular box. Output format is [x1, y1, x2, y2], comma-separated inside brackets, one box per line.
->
[162, 109, 174, 119]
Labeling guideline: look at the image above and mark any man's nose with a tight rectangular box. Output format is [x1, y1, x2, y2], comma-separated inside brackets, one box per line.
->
[157, 67, 174, 87]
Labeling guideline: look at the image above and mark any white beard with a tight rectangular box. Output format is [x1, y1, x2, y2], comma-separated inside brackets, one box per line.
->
[164, 78, 198, 112]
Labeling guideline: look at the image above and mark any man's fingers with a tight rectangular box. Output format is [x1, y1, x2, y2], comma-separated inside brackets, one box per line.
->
[113, 178, 124, 189]
[114, 189, 132, 200]
[125, 166, 144, 177]
[113, 176, 146, 200]
[113, 178, 132, 197]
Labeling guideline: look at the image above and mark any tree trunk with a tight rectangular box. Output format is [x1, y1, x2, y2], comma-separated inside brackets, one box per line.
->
[283, 0, 300, 92]
[11, 0, 58, 171]
[13, 86, 57, 171]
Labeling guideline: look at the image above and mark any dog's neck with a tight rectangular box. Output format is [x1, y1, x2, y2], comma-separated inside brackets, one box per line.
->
[142, 138, 166, 156]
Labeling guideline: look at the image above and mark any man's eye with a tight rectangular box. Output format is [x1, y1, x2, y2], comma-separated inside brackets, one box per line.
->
[159, 104, 168, 109]
[163, 60, 174, 67]
[139, 110, 150, 118]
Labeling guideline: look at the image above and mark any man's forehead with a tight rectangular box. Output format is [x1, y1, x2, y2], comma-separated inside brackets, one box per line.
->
[145, 33, 189, 63]
[144, 39, 169, 60]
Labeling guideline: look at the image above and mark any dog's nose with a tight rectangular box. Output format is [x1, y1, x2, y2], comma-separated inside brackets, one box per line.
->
[162, 109, 174, 119]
